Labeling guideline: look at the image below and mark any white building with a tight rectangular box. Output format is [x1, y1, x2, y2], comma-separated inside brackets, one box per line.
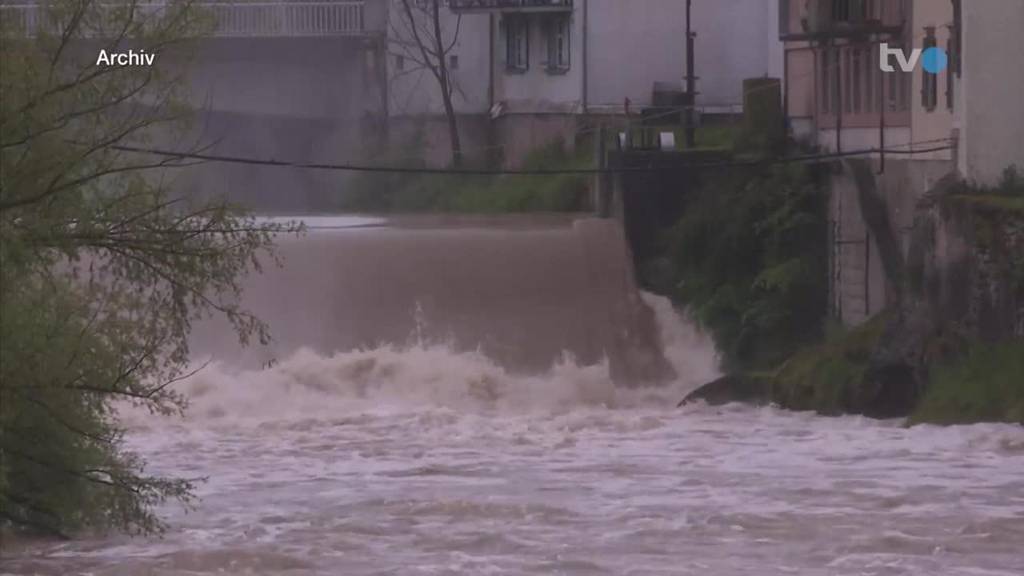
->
[385, 1, 491, 117]
[955, 0, 1024, 187]
[387, 0, 784, 165]
[778, 0, 1024, 327]
[475, 0, 782, 112]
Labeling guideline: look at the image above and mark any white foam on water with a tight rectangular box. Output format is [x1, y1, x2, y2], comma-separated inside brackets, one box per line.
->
[119, 292, 718, 430]
[6, 226, 1023, 576]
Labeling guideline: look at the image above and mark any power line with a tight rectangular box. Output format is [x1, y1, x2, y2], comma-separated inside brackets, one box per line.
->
[111, 141, 955, 176]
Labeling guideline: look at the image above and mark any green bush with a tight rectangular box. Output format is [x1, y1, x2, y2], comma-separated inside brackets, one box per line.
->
[0, 280, 193, 536]
[1, 0, 285, 536]
[769, 313, 888, 415]
[949, 167, 1024, 214]
[910, 340, 1024, 425]
[665, 163, 828, 370]
[342, 140, 592, 213]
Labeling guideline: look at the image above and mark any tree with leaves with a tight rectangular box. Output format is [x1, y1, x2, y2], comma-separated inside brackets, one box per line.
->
[665, 164, 828, 370]
[0, 0, 295, 535]
[389, 0, 464, 166]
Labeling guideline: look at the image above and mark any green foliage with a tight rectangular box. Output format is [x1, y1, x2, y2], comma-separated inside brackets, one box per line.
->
[769, 313, 888, 415]
[0, 280, 194, 536]
[342, 140, 592, 213]
[619, 123, 740, 152]
[910, 340, 1024, 425]
[1, 1, 292, 536]
[949, 166, 1024, 214]
[992, 165, 1024, 198]
[739, 78, 785, 154]
[665, 164, 828, 370]
[694, 123, 741, 151]
[947, 166, 1024, 297]
[907, 168, 1024, 425]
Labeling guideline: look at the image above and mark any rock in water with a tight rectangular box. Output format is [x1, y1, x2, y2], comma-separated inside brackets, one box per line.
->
[678, 373, 771, 407]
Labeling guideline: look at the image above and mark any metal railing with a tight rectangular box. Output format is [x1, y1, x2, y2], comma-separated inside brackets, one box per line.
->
[208, 1, 364, 37]
[448, 0, 571, 13]
[0, 1, 369, 38]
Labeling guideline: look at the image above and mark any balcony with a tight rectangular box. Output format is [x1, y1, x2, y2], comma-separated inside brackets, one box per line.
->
[780, 0, 904, 42]
[0, 1, 378, 39]
[448, 0, 571, 14]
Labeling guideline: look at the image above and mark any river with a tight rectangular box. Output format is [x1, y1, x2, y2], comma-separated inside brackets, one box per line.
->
[2, 217, 1022, 575]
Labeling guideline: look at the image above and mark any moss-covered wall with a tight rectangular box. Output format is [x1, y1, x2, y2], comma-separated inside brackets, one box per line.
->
[911, 187, 1024, 341]
[772, 168, 1024, 421]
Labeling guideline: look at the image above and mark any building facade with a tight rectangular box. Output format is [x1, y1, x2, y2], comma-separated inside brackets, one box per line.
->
[388, 0, 784, 165]
[954, 0, 1024, 187]
[780, 0, 956, 159]
[780, 0, 1024, 326]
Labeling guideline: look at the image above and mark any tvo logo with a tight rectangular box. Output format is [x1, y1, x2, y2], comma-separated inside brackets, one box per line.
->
[879, 43, 948, 73]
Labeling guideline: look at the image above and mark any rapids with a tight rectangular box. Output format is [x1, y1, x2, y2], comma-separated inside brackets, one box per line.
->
[2, 217, 1022, 576]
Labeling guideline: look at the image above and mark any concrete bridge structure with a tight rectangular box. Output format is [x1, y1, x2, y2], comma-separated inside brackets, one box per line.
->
[2, 0, 391, 211]
[2, 1, 375, 38]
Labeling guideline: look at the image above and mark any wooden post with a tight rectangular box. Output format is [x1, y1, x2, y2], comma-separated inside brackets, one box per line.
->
[375, 37, 390, 150]
[684, 0, 696, 148]
[864, 230, 871, 318]
[596, 125, 610, 218]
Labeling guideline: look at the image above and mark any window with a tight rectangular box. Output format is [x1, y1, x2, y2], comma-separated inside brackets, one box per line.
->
[845, 48, 854, 114]
[820, 47, 841, 115]
[448, 54, 459, 70]
[946, 35, 955, 110]
[852, 48, 862, 113]
[948, 0, 962, 110]
[865, 0, 878, 21]
[505, 16, 529, 72]
[820, 48, 831, 114]
[951, 0, 962, 77]
[831, 0, 868, 22]
[888, 58, 898, 110]
[545, 16, 571, 72]
[887, 41, 910, 112]
[779, 0, 790, 35]
[865, 45, 875, 113]
[921, 28, 938, 111]
[832, 0, 851, 22]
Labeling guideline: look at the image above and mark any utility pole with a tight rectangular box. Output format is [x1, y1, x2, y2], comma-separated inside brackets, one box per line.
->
[684, 0, 697, 148]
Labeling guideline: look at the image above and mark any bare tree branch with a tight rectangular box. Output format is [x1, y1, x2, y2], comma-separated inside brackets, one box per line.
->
[391, 0, 463, 165]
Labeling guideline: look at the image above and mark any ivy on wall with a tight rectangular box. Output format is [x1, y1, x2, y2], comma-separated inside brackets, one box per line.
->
[661, 164, 829, 371]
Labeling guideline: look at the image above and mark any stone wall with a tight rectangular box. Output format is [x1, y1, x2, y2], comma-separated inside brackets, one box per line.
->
[957, 0, 1024, 187]
[833, 155, 1023, 339]
[492, 114, 581, 168]
[910, 194, 1024, 341]
[387, 115, 496, 167]
[829, 158, 955, 326]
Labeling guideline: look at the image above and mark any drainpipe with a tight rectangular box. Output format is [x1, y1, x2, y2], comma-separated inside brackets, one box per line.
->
[488, 13, 495, 111]
[878, 46, 886, 175]
[581, 0, 588, 114]
[835, 43, 842, 154]
[783, 48, 789, 126]
[684, 0, 696, 148]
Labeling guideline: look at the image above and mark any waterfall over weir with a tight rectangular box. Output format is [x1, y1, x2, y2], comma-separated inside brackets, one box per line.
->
[191, 215, 687, 385]
[7, 215, 1023, 576]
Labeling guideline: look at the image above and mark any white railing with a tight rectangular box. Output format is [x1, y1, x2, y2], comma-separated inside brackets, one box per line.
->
[0, 1, 369, 38]
[208, 2, 364, 37]
[0, 3, 41, 33]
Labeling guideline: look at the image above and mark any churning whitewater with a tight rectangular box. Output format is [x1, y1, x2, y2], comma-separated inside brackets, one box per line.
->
[3, 218, 1022, 575]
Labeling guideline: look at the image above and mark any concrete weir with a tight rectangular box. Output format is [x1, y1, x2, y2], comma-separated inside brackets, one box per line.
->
[191, 215, 676, 385]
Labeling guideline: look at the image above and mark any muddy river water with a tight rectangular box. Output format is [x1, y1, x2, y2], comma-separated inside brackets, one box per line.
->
[3, 217, 1022, 575]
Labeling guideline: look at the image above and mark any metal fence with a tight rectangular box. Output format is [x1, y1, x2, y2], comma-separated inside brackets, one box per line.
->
[0, 1, 368, 38]
[208, 1, 364, 37]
